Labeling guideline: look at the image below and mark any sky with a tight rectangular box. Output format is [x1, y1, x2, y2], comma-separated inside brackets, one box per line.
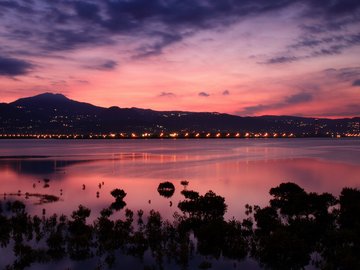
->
[0, 0, 359, 118]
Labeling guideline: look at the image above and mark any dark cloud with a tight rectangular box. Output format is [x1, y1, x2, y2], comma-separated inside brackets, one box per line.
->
[327, 0, 360, 15]
[100, 0, 256, 33]
[353, 79, 360, 86]
[104, 0, 165, 24]
[199, 92, 210, 97]
[85, 60, 118, 71]
[291, 33, 360, 55]
[262, 0, 360, 65]
[311, 47, 342, 57]
[50, 79, 68, 87]
[316, 104, 360, 117]
[134, 32, 183, 58]
[1, 0, 360, 61]
[43, 6, 72, 24]
[0, 1, 22, 9]
[0, 0, 34, 13]
[265, 56, 299, 64]
[304, 20, 351, 33]
[291, 35, 345, 49]
[43, 29, 112, 51]
[303, 0, 360, 19]
[0, 56, 33, 76]
[265, 32, 360, 64]
[74, 1, 101, 21]
[159, 92, 176, 97]
[285, 92, 313, 104]
[239, 92, 313, 115]
[337, 67, 360, 80]
[75, 79, 90, 84]
[99, 60, 117, 70]
[240, 104, 268, 115]
[323, 67, 360, 82]
[222, 90, 230, 95]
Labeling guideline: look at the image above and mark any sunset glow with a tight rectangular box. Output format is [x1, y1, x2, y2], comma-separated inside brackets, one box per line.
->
[0, 1, 360, 118]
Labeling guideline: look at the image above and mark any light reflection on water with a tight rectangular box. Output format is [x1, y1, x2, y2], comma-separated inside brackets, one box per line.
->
[0, 139, 359, 269]
[0, 138, 359, 221]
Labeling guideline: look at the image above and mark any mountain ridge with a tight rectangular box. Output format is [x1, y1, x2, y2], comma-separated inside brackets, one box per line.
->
[0, 93, 359, 135]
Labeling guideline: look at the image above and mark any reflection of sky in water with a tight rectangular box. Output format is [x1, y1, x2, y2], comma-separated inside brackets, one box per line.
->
[0, 138, 359, 221]
[26, 254, 261, 270]
[0, 139, 359, 269]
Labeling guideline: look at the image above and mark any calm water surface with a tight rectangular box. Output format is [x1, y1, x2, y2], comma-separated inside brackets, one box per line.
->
[0, 138, 359, 220]
[1, 138, 360, 269]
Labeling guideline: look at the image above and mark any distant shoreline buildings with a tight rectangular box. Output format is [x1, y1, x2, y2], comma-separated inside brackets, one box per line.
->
[0, 131, 358, 139]
[1, 93, 359, 138]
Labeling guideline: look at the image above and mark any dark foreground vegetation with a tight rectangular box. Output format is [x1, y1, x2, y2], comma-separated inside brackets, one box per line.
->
[0, 182, 360, 269]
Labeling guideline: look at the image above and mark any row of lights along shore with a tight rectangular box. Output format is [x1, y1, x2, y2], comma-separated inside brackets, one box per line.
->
[0, 132, 359, 139]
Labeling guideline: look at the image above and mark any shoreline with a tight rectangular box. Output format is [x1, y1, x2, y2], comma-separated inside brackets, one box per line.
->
[0, 133, 358, 139]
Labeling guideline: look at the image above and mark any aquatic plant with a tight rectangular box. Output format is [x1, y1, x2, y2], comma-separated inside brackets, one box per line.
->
[110, 189, 127, 211]
[0, 182, 359, 269]
[157, 181, 175, 198]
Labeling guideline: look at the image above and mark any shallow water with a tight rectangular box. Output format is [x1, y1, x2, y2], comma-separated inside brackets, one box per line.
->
[0, 138, 359, 220]
[1, 138, 360, 269]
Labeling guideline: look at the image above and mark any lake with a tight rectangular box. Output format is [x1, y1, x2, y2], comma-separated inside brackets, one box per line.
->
[0, 138, 359, 269]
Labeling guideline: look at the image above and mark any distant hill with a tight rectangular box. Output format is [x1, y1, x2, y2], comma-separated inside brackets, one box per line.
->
[0, 93, 359, 136]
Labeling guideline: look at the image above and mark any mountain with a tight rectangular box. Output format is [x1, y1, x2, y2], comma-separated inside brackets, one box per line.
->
[11, 93, 102, 114]
[0, 93, 359, 135]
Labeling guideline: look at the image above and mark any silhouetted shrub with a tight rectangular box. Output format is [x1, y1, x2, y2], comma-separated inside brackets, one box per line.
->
[1, 182, 360, 269]
[110, 189, 126, 200]
[181, 190, 199, 200]
[178, 190, 227, 220]
[157, 181, 175, 198]
[110, 189, 127, 210]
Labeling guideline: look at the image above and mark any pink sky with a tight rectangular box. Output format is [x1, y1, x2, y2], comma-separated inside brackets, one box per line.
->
[0, 1, 360, 118]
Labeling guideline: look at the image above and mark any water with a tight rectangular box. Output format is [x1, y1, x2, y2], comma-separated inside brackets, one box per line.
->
[0, 138, 359, 269]
[1, 138, 359, 218]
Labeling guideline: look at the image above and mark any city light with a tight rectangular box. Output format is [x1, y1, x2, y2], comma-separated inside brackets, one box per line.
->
[0, 131, 358, 139]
